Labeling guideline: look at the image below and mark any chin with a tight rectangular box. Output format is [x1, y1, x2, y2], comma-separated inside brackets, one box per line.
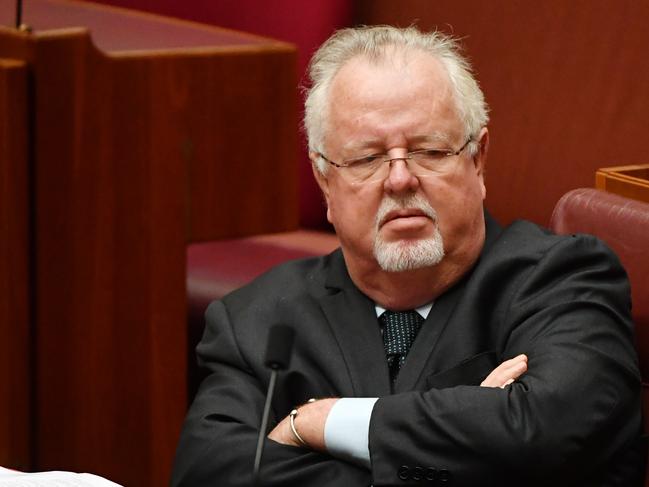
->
[373, 231, 445, 272]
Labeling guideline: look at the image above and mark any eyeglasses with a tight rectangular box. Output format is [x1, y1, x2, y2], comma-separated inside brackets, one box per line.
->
[318, 137, 474, 184]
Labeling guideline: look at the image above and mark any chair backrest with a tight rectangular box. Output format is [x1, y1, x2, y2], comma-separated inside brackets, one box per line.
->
[185, 229, 339, 401]
[550, 188, 649, 482]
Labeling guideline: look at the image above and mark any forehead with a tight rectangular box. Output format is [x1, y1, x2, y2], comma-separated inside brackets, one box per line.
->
[325, 49, 462, 151]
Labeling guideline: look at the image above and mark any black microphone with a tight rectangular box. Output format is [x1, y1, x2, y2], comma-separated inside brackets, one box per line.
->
[253, 324, 295, 486]
[15, 0, 22, 28]
[264, 324, 295, 370]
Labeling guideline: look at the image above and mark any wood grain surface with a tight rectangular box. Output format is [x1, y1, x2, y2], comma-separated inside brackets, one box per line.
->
[0, 58, 31, 472]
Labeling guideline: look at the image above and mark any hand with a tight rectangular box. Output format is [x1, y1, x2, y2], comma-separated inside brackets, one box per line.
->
[480, 354, 528, 388]
[268, 398, 338, 451]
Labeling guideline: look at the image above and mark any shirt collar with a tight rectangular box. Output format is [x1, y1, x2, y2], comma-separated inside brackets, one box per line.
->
[375, 302, 433, 319]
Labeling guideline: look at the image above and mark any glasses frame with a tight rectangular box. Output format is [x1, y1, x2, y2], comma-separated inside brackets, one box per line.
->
[318, 137, 474, 174]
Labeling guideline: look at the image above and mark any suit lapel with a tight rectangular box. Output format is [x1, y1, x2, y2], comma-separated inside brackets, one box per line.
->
[394, 279, 466, 392]
[318, 212, 502, 396]
[395, 211, 504, 392]
[319, 251, 392, 397]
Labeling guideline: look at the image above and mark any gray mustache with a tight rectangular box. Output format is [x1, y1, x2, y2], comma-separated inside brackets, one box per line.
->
[375, 194, 438, 228]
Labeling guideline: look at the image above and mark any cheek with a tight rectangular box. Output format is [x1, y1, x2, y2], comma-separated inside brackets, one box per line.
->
[447, 165, 485, 204]
[327, 185, 381, 235]
[423, 175, 484, 231]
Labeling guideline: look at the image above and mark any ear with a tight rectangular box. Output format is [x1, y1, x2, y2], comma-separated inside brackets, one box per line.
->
[309, 152, 329, 199]
[309, 152, 333, 222]
[473, 127, 489, 200]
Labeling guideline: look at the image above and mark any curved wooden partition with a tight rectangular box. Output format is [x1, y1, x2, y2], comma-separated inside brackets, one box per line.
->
[0, 58, 30, 472]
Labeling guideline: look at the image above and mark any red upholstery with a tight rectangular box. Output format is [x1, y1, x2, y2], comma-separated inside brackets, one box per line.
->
[186, 230, 339, 399]
[550, 188, 649, 484]
[550, 188, 649, 375]
[187, 230, 339, 310]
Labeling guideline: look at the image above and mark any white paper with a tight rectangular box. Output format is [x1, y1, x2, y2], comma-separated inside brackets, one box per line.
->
[0, 468, 122, 486]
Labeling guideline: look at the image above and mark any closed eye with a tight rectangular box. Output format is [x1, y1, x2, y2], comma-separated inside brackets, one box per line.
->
[410, 148, 449, 158]
[346, 154, 384, 167]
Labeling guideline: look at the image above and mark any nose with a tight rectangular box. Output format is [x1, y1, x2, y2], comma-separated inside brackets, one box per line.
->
[383, 158, 420, 195]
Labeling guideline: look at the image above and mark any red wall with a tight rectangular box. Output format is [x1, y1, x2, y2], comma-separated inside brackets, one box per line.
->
[357, 0, 649, 225]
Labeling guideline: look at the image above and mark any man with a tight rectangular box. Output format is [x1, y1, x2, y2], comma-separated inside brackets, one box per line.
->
[172, 26, 644, 486]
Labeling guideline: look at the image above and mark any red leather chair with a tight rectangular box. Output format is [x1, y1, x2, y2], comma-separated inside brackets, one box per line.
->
[550, 188, 649, 484]
[186, 230, 338, 399]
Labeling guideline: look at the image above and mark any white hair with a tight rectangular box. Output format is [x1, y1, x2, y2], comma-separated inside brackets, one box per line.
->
[304, 25, 490, 173]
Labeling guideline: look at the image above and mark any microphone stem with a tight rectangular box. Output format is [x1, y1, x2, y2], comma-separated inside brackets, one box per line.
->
[253, 367, 278, 486]
[16, 0, 23, 28]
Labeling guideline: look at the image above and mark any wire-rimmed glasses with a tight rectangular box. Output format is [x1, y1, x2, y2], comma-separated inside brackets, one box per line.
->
[318, 137, 473, 184]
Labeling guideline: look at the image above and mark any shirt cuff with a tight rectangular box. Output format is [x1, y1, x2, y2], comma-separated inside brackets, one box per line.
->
[324, 397, 379, 468]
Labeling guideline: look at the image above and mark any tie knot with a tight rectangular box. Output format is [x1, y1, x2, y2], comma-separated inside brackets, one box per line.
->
[380, 310, 424, 357]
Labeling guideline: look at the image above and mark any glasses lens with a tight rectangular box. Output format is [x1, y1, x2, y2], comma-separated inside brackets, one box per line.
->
[338, 140, 470, 183]
[345, 157, 384, 182]
[410, 150, 450, 172]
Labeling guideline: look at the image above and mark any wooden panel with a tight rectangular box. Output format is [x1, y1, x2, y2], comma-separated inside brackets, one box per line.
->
[0, 58, 31, 470]
[356, 0, 649, 226]
[182, 49, 298, 241]
[24, 32, 185, 485]
[75, 0, 354, 230]
[0, 2, 298, 484]
[596, 165, 649, 203]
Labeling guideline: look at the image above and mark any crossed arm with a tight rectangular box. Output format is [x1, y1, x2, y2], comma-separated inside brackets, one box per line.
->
[173, 236, 642, 486]
[268, 354, 529, 452]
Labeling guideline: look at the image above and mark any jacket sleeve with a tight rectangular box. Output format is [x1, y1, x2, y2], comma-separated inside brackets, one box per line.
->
[171, 300, 371, 487]
[368, 235, 643, 486]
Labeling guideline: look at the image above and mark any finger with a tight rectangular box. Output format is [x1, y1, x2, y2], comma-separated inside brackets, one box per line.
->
[496, 355, 528, 377]
[480, 354, 528, 387]
[498, 357, 527, 384]
[495, 357, 527, 381]
[500, 354, 528, 367]
[267, 417, 296, 446]
[496, 354, 528, 374]
[481, 366, 523, 388]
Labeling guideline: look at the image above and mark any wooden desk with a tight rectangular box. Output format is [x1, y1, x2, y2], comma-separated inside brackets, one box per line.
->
[596, 165, 649, 204]
[0, 1, 298, 484]
[0, 58, 30, 472]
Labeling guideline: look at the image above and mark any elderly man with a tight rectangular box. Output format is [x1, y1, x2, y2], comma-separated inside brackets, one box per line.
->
[172, 26, 644, 486]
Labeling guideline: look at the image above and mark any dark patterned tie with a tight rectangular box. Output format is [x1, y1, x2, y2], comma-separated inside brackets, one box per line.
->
[380, 310, 424, 384]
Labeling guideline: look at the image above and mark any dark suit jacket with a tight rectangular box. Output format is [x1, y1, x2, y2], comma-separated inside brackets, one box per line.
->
[171, 215, 645, 486]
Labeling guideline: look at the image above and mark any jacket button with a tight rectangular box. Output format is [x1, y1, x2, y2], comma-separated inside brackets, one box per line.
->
[425, 467, 437, 480]
[398, 465, 410, 480]
[439, 468, 451, 483]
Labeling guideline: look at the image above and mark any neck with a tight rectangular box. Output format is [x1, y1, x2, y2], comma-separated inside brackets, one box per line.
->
[344, 246, 481, 311]
[349, 255, 473, 311]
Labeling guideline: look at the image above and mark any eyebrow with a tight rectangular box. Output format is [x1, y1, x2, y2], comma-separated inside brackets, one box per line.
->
[341, 131, 454, 153]
[339, 138, 382, 153]
[410, 132, 454, 145]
